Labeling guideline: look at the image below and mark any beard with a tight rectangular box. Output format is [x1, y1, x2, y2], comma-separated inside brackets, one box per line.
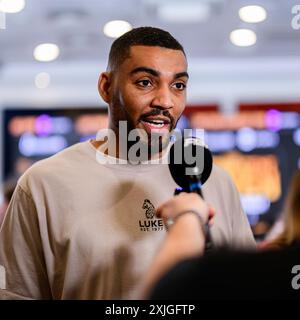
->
[146, 131, 171, 155]
[138, 108, 175, 158]
[123, 126, 172, 162]
[110, 95, 176, 161]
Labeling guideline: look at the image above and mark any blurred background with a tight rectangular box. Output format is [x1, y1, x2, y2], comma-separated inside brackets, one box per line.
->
[1, 0, 300, 240]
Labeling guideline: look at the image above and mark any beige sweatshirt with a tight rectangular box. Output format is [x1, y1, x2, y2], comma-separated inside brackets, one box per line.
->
[0, 141, 255, 299]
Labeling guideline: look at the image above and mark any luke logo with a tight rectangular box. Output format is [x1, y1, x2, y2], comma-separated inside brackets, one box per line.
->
[139, 199, 164, 232]
[142, 199, 155, 219]
[0, 265, 6, 289]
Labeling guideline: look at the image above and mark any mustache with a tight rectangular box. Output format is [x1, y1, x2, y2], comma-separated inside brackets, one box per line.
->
[139, 109, 175, 127]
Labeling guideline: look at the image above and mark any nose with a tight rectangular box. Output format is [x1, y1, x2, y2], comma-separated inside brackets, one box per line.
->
[151, 84, 174, 110]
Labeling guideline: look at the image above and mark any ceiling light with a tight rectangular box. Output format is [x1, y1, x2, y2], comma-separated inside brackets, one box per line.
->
[35, 72, 51, 89]
[103, 20, 132, 38]
[230, 29, 257, 47]
[239, 5, 267, 23]
[33, 43, 60, 62]
[158, 3, 210, 23]
[0, 0, 25, 13]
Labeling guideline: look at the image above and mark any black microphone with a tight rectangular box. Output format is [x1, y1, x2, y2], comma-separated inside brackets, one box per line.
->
[168, 136, 214, 251]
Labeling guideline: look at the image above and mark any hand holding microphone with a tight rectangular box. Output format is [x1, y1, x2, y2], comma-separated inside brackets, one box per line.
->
[156, 192, 215, 230]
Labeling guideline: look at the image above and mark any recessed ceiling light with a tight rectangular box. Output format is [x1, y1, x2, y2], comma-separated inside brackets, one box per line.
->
[33, 43, 60, 62]
[239, 5, 267, 23]
[230, 29, 257, 47]
[103, 20, 132, 38]
[35, 72, 51, 89]
[157, 3, 210, 23]
[0, 0, 25, 13]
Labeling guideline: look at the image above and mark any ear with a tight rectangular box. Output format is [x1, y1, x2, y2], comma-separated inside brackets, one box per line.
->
[98, 72, 112, 103]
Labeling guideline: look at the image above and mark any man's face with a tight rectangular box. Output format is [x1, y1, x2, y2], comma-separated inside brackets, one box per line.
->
[100, 45, 188, 153]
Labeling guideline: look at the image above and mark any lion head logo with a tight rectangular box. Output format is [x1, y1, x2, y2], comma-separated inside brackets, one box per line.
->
[142, 199, 155, 219]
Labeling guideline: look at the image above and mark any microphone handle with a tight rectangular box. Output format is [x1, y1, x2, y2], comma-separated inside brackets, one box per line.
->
[190, 188, 214, 253]
[173, 183, 214, 252]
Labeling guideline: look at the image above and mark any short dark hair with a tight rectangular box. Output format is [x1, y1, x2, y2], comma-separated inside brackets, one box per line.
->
[107, 26, 185, 71]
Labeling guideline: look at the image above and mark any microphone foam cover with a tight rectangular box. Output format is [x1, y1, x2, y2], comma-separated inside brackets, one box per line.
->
[168, 137, 213, 190]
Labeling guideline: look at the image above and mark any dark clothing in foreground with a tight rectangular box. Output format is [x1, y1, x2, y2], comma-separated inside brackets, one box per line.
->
[150, 244, 300, 300]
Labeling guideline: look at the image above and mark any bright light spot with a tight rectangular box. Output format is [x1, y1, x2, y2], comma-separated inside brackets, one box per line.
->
[239, 5, 267, 23]
[265, 109, 282, 131]
[282, 112, 299, 129]
[256, 131, 280, 149]
[34, 115, 73, 135]
[241, 194, 271, 216]
[205, 131, 235, 153]
[230, 29, 257, 47]
[103, 20, 132, 38]
[52, 117, 73, 134]
[236, 127, 257, 152]
[35, 72, 50, 89]
[19, 133, 67, 156]
[35, 114, 52, 136]
[0, 0, 25, 13]
[34, 43, 60, 62]
[158, 3, 210, 23]
[293, 128, 300, 146]
[0, 10, 5, 29]
[0, 191, 3, 206]
[176, 115, 189, 131]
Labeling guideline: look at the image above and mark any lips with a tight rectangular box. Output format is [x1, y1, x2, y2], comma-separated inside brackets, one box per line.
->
[140, 116, 171, 132]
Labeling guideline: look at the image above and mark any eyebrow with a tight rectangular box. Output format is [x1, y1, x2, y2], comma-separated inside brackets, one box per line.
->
[129, 67, 189, 79]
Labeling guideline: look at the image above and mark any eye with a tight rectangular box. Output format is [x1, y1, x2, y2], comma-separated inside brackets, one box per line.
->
[136, 79, 152, 87]
[172, 82, 186, 91]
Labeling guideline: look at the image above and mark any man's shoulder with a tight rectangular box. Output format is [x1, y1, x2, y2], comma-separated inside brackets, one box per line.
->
[29, 141, 88, 170]
[205, 164, 239, 200]
[18, 142, 92, 189]
[210, 164, 233, 185]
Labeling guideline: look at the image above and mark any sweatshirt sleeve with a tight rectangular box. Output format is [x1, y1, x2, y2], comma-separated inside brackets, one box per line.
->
[0, 185, 52, 299]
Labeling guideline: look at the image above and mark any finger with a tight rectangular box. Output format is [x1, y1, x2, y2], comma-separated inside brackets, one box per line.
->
[155, 206, 163, 218]
[208, 206, 215, 219]
[156, 201, 171, 218]
[207, 206, 215, 226]
[177, 191, 188, 197]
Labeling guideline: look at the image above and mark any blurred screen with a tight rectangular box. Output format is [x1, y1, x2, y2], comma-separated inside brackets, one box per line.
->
[3, 108, 108, 180]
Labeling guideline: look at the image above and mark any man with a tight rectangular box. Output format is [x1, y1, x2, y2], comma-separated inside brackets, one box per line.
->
[145, 193, 300, 300]
[0, 27, 255, 300]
